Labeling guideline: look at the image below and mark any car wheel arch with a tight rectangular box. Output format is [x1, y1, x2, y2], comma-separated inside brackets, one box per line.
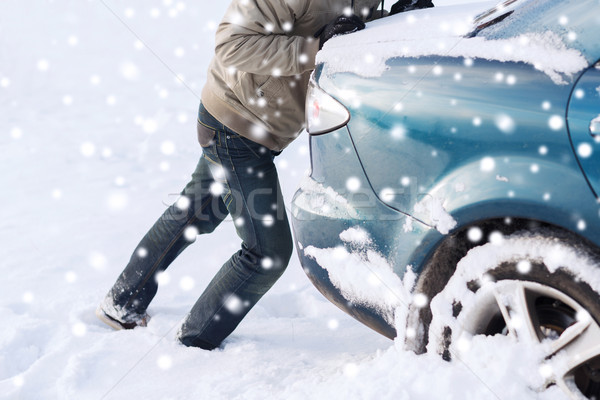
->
[403, 217, 600, 355]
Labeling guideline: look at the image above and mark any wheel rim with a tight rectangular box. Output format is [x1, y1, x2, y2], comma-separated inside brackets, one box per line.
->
[459, 280, 600, 399]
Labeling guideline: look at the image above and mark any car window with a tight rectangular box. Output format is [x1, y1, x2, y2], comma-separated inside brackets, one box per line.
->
[468, 0, 521, 37]
[470, 0, 600, 64]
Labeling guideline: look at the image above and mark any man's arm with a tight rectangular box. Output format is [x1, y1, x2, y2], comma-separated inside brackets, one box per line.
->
[214, 0, 318, 77]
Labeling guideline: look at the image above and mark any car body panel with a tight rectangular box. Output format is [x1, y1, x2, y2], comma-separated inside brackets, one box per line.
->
[291, 0, 600, 342]
[292, 125, 425, 338]
[567, 63, 600, 197]
[319, 56, 600, 237]
[474, 0, 600, 65]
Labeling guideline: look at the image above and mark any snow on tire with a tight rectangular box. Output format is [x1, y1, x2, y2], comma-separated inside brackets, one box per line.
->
[427, 231, 600, 399]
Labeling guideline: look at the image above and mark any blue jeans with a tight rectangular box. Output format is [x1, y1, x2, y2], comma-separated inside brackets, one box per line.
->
[105, 103, 293, 349]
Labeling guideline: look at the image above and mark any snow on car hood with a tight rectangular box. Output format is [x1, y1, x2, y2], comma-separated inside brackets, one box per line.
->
[317, 1, 588, 84]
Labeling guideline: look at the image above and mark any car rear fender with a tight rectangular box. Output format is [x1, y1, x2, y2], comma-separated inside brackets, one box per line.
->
[407, 155, 600, 272]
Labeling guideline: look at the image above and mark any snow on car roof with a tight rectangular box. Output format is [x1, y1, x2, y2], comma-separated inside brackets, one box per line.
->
[317, 0, 590, 85]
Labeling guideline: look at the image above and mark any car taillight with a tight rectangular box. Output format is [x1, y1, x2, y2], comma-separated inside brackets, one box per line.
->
[306, 74, 350, 135]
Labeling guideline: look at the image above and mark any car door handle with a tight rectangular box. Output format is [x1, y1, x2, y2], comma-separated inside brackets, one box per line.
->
[590, 117, 600, 136]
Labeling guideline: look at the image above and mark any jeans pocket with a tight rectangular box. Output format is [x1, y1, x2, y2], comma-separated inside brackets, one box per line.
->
[197, 121, 216, 147]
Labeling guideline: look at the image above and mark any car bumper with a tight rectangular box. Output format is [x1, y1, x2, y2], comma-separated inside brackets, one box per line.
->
[291, 127, 441, 339]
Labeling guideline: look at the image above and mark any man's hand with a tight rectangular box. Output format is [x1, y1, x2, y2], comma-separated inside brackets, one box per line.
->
[315, 15, 366, 50]
[390, 0, 434, 15]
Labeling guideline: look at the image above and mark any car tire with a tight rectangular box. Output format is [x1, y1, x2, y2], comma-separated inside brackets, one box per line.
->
[425, 231, 600, 399]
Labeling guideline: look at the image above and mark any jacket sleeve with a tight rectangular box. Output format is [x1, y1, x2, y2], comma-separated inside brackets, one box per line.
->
[214, 0, 319, 76]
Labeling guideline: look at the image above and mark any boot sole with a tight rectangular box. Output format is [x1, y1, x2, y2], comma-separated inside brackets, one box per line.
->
[95, 306, 127, 330]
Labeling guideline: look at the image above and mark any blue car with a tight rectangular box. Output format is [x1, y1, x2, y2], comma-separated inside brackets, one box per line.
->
[291, 0, 600, 398]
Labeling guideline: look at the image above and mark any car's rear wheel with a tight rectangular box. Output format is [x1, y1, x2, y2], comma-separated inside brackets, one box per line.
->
[426, 232, 600, 399]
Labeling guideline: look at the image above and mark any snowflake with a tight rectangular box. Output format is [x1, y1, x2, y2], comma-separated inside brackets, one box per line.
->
[558, 15, 569, 26]
[467, 227, 483, 243]
[390, 125, 406, 140]
[13, 376, 25, 388]
[577, 142, 593, 158]
[538, 363, 553, 379]
[379, 188, 395, 202]
[59, 94, 72, 106]
[65, 271, 77, 283]
[542, 192, 551, 201]
[157, 355, 173, 370]
[367, 273, 382, 287]
[480, 157, 495, 172]
[160, 140, 176, 156]
[488, 231, 504, 246]
[72, 323, 87, 337]
[412, 293, 429, 308]
[251, 124, 266, 139]
[10, 127, 22, 139]
[89, 251, 108, 270]
[345, 177, 361, 192]
[456, 336, 471, 353]
[262, 215, 274, 227]
[517, 260, 532, 274]
[137, 247, 148, 258]
[155, 271, 171, 285]
[37, 59, 49, 71]
[80, 141, 96, 157]
[101, 147, 113, 159]
[184, 226, 199, 242]
[548, 115, 563, 131]
[261, 257, 274, 269]
[327, 319, 339, 330]
[343, 363, 359, 378]
[577, 309, 591, 323]
[120, 61, 140, 80]
[176, 196, 191, 210]
[405, 327, 416, 339]
[180, 276, 195, 291]
[568, 31, 577, 41]
[142, 118, 158, 134]
[224, 294, 244, 314]
[22, 291, 34, 304]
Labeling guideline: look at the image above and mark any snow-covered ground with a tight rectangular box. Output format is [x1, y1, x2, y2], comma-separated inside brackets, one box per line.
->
[0, 0, 567, 399]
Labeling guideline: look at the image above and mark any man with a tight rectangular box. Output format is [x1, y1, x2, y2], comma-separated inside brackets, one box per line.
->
[96, 0, 425, 350]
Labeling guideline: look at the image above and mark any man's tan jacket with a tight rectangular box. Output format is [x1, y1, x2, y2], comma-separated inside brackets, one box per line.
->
[201, 0, 383, 151]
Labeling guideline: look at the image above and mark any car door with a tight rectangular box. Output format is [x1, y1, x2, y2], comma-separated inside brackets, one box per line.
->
[567, 62, 600, 197]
